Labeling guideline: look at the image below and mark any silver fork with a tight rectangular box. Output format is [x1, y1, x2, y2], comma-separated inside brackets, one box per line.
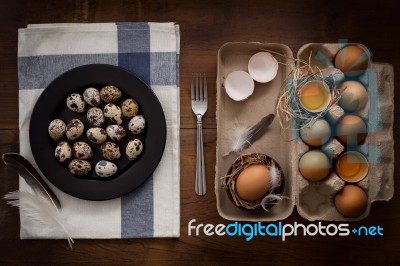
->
[191, 73, 208, 196]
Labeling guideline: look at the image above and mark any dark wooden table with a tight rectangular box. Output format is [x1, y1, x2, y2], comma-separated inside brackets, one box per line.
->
[1, 0, 399, 265]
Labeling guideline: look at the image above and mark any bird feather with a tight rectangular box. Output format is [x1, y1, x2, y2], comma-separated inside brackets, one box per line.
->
[2, 153, 61, 210]
[224, 114, 275, 156]
[4, 191, 73, 248]
[260, 194, 283, 211]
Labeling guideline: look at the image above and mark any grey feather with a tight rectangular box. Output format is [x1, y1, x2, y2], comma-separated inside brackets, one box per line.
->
[224, 114, 275, 156]
[2, 153, 73, 247]
[2, 153, 61, 210]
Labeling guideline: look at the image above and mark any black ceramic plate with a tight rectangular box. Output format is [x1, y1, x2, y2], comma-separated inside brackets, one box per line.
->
[29, 64, 166, 200]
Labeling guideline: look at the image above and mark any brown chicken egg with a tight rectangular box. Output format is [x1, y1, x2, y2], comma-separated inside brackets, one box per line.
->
[334, 185, 368, 218]
[235, 165, 271, 202]
[299, 151, 331, 182]
[334, 45, 369, 74]
[337, 81, 369, 113]
[336, 115, 367, 146]
[300, 119, 331, 147]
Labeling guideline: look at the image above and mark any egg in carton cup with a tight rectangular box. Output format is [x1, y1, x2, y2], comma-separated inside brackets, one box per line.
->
[215, 42, 394, 222]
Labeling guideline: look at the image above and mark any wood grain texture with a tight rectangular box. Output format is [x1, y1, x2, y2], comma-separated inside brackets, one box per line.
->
[0, 0, 399, 265]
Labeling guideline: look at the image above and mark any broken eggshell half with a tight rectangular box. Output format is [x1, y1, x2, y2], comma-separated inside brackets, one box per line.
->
[248, 51, 279, 83]
[224, 70, 255, 101]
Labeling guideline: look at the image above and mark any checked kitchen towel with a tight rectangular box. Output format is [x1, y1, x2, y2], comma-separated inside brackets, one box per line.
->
[17, 23, 180, 238]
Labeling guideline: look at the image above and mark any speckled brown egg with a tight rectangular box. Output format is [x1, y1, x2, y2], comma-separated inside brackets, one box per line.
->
[106, 125, 126, 142]
[48, 119, 66, 141]
[66, 93, 85, 113]
[103, 103, 123, 125]
[121, 98, 139, 119]
[55, 141, 72, 163]
[128, 115, 145, 134]
[100, 141, 121, 161]
[83, 87, 101, 107]
[86, 127, 108, 144]
[87, 107, 105, 127]
[126, 139, 143, 160]
[66, 119, 84, 140]
[100, 85, 122, 103]
[72, 141, 93, 159]
[95, 160, 118, 178]
[68, 159, 91, 176]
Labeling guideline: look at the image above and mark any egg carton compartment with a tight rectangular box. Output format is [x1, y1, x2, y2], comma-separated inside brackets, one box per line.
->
[358, 176, 370, 191]
[215, 42, 295, 222]
[295, 43, 394, 221]
[326, 104, 345, 123]
[215, 42, 394, 222]
[297, 173, 345, 220]
[322, 138, 345, 160]
[379, 105, 394, 126]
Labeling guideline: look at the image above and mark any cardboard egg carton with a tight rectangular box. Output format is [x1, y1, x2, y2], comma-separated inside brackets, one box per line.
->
[215, 42, 394, 221]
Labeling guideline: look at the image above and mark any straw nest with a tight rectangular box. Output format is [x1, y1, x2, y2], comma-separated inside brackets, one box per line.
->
[260, 49, 345, 131]
[221, 153, 284, 211]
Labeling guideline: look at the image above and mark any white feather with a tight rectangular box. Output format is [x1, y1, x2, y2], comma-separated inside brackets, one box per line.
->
[260, 194, 283, 211]
[4, 191, 73, 248]
[231, 125, 249, 152]
[269, 164, 282, 191]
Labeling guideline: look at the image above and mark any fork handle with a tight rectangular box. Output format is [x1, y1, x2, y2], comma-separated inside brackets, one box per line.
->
[195, 115, 206, 196]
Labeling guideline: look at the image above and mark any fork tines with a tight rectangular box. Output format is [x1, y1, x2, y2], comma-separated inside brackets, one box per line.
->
[191, 73, 207, 101]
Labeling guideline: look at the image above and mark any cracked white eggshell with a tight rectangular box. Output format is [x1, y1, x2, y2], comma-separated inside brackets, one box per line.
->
[248, 52, 278, 83]
[224, 70, 254, 101]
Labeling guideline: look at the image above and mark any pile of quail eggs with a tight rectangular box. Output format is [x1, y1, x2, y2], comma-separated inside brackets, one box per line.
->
[48, 85, 145, 178]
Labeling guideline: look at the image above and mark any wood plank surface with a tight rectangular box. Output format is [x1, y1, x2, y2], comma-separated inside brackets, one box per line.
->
[0, 0, 399, 265]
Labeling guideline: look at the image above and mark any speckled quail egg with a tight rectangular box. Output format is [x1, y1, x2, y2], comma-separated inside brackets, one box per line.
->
[87, 107, 105, 127]
[66, 119, 84, 140]
[48, 119, 66, 141]
[83, 87, 101, 107]
[121, 98, 139, 119]
[95, 160, 118, 178]
[55, 141, 72, 163]
[128, 115, 146, 134]
[100, 85, 122, 103]
[100, 141, 121, 160]
[72, 141, 93, 159]
[86, 127, 108, 144]
[68, 159, 91, 176]
[126, 139, 143, 160]
[106, 125, 126, 142]
[66, 93, 85, 113]
[103, 103, 123, 125]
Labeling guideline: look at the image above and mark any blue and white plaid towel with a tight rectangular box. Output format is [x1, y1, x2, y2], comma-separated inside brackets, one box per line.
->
[17, 23, 180, 238]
